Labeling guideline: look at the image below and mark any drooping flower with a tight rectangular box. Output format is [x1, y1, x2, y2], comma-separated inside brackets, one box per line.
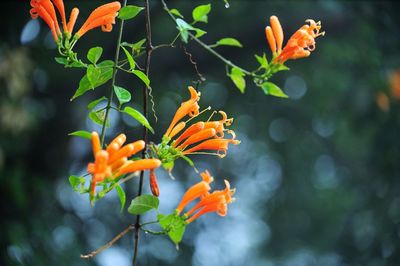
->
[88, 132, 161, 197]
[176, 171, 214, 214]
[75, 2, 121, 39]
[30, 0, 61, 42]
[175, 171, 235, 223]
[265, 16, 324, 63]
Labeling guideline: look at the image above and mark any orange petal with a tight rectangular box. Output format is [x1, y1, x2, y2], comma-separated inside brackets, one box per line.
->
[173, 122, 204, 147]
[177, 128, 216, 150]
[169, 121, 186, 139]
[117, 159, 161, 175]
[176, 181, 211, 214]
[165, 87, 200, 137]
[270, 15, 283, 53]
[265, 26, 276, 53]
[149, 169, 160, 197]
[52, 0, 67, 32]
[91, 131, 101, 157]
[67, 7, 79, 35]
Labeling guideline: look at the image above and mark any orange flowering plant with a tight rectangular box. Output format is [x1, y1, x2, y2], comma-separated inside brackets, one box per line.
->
[27, 0, 325, 263]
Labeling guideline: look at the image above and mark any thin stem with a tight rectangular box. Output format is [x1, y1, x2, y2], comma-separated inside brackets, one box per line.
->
[140, 228, 166, 235]
[153, 32, 181, 50]
[132, 0, 153, 265]
[160, 0, 257, 77]
[81, 224, 135, 259]
[140, 220, 158, 226]
[99, 0, 128, 146]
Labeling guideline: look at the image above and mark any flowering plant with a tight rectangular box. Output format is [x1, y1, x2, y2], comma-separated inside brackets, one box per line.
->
[28, 0, 323, 263]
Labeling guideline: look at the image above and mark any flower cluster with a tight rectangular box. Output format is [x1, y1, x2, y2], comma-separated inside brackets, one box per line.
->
[30, 0, 121, 43]
[265, 15, 324, 63]
[176, 171, 235, 223]
[88, 132, 161, 198]
[155, 86, 240, 171]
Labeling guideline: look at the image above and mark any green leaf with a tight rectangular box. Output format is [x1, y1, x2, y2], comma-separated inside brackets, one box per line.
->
[170, 8, 184, 18]
[215, 37, 243, 48]
[176, 18, 195, 43]
[255, 53, 268, 68]
[123, 106, 154, 133]
[121, 39, 146, 54]
[87, 47, 103, 64]
[55, 57, 68, 65]
[194, 28, 207, 38]
[229, 67, 246, 93]
[113, 85, 131, 105]
[68, 130, 92, 139]
[87, 65, 102, 88]
[128, 194, 159, 214]
[276, 64, 290, 71]
[69, 175, 81, 189]
[116, 184, 126, 212]
[260, 82, 288, 98]
[192, 4, 211, 23]
[118, 5, 144, 20]
[89, 110, 110, 127]
[71, 75, 91, 100]
[121, 46, 136, 70]
[72, 61, 114, 100]
[69, 175, 86, 193]
[96, 60, 114, 86]
[158, 213, 187, 246]
[132, 70, 150, 87]
[87, 96, 107, 110]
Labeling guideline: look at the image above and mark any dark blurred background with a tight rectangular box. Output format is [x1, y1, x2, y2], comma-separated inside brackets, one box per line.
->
[1, 0, 400, 265]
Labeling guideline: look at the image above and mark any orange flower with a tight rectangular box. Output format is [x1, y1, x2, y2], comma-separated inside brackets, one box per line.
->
[149, 169, 160, 197]
[51, 0, 67, 32]
[29, 0, 121, 43]
[66, 8, 79, 36]
[162, 89, 239, 159]
[176, 171, 235, 223]
[265, 16, 324, 63]
[75, 2, 121, 39]
[389, 70, 400, 100]
[165, 86, 200, 138]
[30, 0, 61, 42]
[180, 130, 240, 158]
[176, 171, 214, 214]
[88, 132, 161, 197]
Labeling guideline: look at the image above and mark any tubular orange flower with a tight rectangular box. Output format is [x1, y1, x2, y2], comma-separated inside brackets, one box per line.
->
[75, 2, 121, 39]
[176, 171, 235, 223]
[176, 171, 214, 214]
[265, 16, 324, 64]
[149, 169, 160, 197]
[116, 159, 162, 175]
[87, 132, 161, 197]
[66, 8, 79, 36]
[182, 130, 240, 158]
[30, 0, 61, 42]
[265, 26, 276, 54]
[203, 111, 233, 138]
[52, 0, 67, 32]
[173, 122, 204, 147]
[165, 86, 201, 137]
[176, 128, 217, 150]
[270, 15, 283, 53]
